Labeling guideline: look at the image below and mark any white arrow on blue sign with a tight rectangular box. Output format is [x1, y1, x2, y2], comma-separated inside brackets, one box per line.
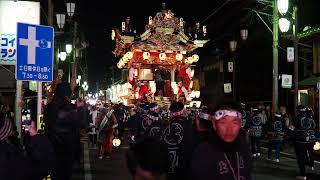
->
[15, 22, 54, 82]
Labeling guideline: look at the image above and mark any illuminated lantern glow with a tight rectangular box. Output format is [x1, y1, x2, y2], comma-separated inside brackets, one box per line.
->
[112, 138, 121, 147]
[189, 81, 193, 89]
[229, 41, 237, 52]
[176, 53, 183, 61]
[186, 57, 193, 64]
[117, 62, 122, 69]
[171, 81, 178, 95]
[314, 141, 320, 151]
[192, 54, 199, 62]
[279, 18, 290, 33]
[126, 51, 134, 59]
[195, 91, 201, 98]
[203, 26, 207, 34]
[179, 18, 184, 27]
[111, 29, 115, 40]
[159, 53, 167, 61]
[123, 56, 129, 63]
[240, 29, 248, 40]
[143, 52, 150, 60]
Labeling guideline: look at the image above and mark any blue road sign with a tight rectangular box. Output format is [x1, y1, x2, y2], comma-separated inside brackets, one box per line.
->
[16, 23, 54, 82]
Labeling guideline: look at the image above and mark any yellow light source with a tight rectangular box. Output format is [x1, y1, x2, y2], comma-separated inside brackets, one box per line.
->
[112, 138, 121, 147]
[176, 53, 183, 61]
[314, 141, 320, 151]
[126, 52, 134, 59]
[123, 56, 129, 63]
[111, 29, 115, 40]
[159, 53, 167, 61]
[143, 52, 150, 60]
[192, 54, 199, 62]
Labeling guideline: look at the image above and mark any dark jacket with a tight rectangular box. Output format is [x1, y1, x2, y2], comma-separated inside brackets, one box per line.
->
[0, 135, 54, 180]
[190, 130, 252, 180]
[267, 117, 286, 141]
[163, 116, 193, 180]
[293, 112, 316, 143]
[44, 98, 83, 154]
[248, 113, 264, 137]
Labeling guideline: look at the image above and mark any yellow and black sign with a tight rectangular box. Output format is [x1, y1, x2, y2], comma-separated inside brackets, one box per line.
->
[37, 114, 45, 133]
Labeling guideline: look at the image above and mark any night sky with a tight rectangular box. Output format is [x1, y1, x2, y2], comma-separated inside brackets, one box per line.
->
[53, 0, 320, 95]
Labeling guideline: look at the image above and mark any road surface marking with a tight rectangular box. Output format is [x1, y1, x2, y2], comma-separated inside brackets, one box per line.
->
[83, 143, 92, 180]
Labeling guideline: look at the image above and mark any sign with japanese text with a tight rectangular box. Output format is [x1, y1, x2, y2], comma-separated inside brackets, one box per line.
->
[281, 74, 292, 88]
[16, 23, 54, 82]
[287, 47, 294, 62]
[224, 83, 232, 93]
[0, 1, 40, 65]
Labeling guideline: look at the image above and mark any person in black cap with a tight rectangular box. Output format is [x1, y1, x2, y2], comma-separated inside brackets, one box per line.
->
[0, 114, 54, 180]
[146, 103, 165, 141]
[136, 103, 162, 142]
[193, 106, 213, 143]
[126, 137, 169, 180]
[267, 112, 286, 162]
[293, 105, 316, 180]
[43, 81, 87, 180]
[190, 99, 252, 180]
[248, 107, 264, 157]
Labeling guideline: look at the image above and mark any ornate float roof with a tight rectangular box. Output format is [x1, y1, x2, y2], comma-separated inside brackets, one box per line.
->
[112, 4, 209, 58]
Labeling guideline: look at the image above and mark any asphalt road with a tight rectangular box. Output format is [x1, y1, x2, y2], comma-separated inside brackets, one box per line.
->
[71, 143, 320, 180]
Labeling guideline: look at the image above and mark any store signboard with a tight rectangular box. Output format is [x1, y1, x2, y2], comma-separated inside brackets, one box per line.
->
[0, 1, 40, 65]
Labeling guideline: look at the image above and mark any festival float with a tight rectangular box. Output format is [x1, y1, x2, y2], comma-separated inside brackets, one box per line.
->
[108, 3, 209, 107]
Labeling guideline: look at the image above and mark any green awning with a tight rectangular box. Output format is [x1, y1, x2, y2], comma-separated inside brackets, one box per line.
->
[299, 76, 320, 86]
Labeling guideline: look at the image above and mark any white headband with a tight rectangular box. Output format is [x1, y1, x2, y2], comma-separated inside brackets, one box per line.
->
[172, 108, 186, 117]
[198, 112, 211, 120]
[150, 105, 159, 112]
[214, 109, 242, 120]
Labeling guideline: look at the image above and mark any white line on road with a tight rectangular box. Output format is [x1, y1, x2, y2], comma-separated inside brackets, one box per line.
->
[83, 143, 92, 180]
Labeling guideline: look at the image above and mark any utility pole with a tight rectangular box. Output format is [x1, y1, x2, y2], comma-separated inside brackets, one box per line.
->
[71, 21, 78, 94]
[272, 0, 279, 112]
[293, 4, 299, 116]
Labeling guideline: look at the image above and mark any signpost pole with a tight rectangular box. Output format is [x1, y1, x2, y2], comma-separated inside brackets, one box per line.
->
[37, 82, 42, 130]
[317, 82, 320, 132]
[15, 80, 22, 138]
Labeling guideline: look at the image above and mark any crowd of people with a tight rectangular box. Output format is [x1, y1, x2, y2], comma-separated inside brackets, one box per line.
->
[0, 81, 319, 180]
[119, 100, 318, 180]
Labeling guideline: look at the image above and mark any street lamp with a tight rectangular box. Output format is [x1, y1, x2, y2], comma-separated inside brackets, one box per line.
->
[279, 18, 290, 32]
[66, 44, 72, 54]
[229, 40, 237, 52]
[82, 81, 88, 92]
[66, 2, 75, 17]
[60, 52, 67, 61]
[240, 29, 248, 40]
[56, 13, 65, 29]
[277, 0, 289, 15]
